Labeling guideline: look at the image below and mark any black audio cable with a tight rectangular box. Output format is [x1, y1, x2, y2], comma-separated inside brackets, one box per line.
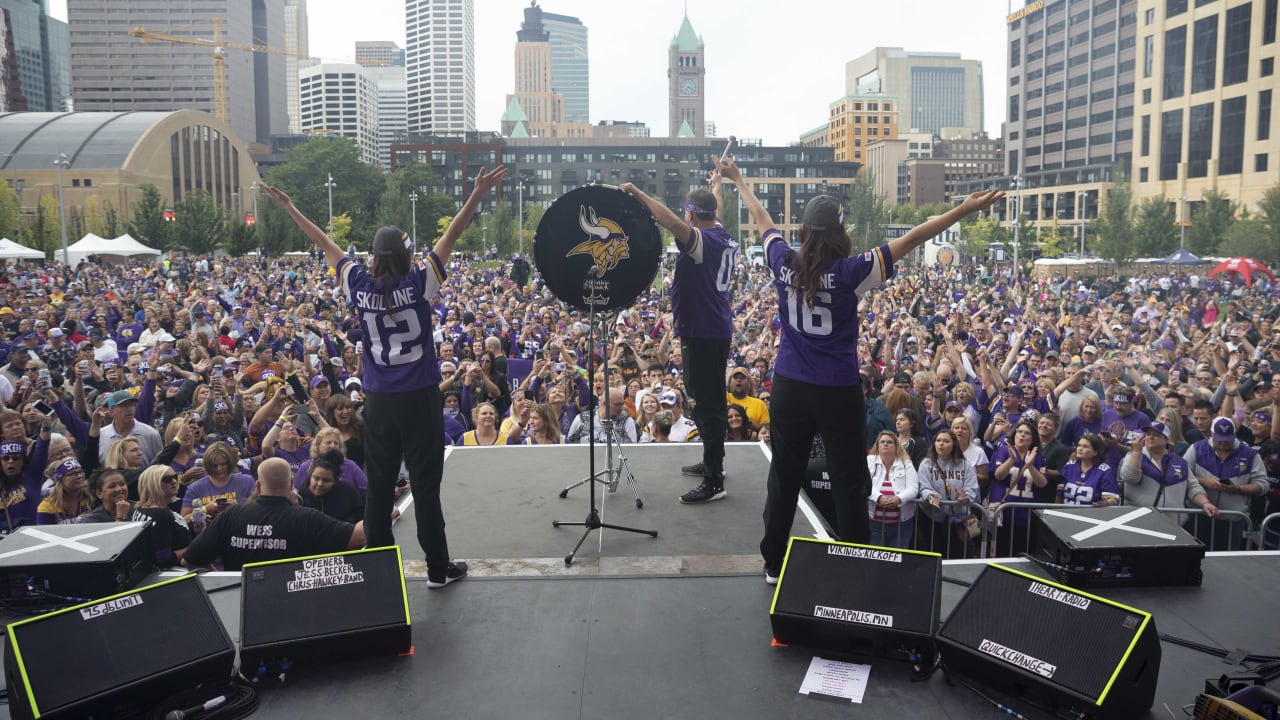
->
[147, 682, 257, 720]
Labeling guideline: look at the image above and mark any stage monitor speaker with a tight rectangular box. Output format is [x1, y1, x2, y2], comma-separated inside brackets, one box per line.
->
[4, 573, 235, 720]
[1032, 506, 1205, 587]
[0, 521, 153, 601]
[240, 546, 411, 669]
[937, 563, 1160, 720]
[770, 537, 941, 660]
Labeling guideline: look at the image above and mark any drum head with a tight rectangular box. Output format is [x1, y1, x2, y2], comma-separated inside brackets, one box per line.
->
[533, 185, 661, 312]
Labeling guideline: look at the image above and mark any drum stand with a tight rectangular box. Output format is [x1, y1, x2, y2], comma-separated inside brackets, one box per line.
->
[558, 417, 643, 509]
[553, 307, 656, 566]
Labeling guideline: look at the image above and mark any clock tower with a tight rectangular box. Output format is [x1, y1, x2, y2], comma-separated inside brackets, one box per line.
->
[668, 13, 705, 138]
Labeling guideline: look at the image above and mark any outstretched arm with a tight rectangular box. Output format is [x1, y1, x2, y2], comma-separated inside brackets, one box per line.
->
[887, 189, 1004, 263]
[619, 182, 692, 246]
[261, 185, 345, 269]
[435, 165, 508, 266]
[715, 156, 775, 234]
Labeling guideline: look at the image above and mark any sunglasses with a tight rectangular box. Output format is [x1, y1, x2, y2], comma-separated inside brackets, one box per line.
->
[163, 474, 179, 482]
[1, 454, 23, 461]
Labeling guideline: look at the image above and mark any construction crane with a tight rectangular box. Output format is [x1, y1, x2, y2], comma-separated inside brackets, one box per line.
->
[129, 18, 307, 124]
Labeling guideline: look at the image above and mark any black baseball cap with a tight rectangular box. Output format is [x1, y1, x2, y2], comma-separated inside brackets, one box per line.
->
[372, 226, 410, 256]
[802, 195, 843, 231]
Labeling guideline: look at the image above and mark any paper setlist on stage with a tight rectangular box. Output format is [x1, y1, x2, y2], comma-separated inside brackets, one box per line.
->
[799, 656, 870, 703]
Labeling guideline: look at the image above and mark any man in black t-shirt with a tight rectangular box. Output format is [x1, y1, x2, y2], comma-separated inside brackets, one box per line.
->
[183, 458, 364, 571]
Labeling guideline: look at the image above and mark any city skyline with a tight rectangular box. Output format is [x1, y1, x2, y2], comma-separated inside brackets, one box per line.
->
[45, 0, 1010, 144]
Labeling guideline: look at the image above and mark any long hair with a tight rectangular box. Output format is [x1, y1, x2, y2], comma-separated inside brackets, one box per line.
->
[530, 404, 563, 444]
[136, 465, 171, 508]
[929, 428, 962, 463]
[793, 225, 851, 307]
[369, 228, 412, 313]
[105, 437, 142, 469]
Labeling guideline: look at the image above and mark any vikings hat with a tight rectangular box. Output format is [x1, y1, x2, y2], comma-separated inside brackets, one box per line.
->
[372, 226, 411, 256]
[801, 195, 843, 231]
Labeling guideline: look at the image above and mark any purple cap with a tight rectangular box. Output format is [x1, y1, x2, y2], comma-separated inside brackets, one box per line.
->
[309, 375, 330, 389]
[658, 391, 680, 406]
[1212, 417, 1237, 443]
[1145, 422, 1171, 440]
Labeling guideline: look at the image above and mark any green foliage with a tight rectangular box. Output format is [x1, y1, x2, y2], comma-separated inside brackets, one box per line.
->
[1092, 179, 1135, 265]
[1186, 189, 1236, 255]
[1132, 196, 1176, 257]
[329, 212, 352, 245]
[171, 189, 227, 255]
[1258, 184, 1280, 262]
[102, 199, 122, 239]
[255, 199, 303, 256]
[957, 214, 1001, 262]
[1037, 220, 1071, 259]
[225, 216, 258, 257]
[1221, 218, 1271, 259]
[32, 194, 61, 256]
[264, 137, 386, 248]
[0, 182, 20, 242]
[846, 171, 884, 253]
[82, 195, 106, 238]
[127, 183, 170, 250]
[376, 163, 446, 248]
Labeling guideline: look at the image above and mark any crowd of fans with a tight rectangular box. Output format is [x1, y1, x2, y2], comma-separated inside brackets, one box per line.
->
[0, 248, 1276, 566]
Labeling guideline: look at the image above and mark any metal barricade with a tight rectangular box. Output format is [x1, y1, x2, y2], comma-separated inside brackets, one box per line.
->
[865, 498, 990, 559]
[987, 502, 1254, 557]
[1257, 513, 1280, 551]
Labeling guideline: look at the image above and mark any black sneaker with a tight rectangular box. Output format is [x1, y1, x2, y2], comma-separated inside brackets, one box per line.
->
[427, 561, 468, 589]
[680, 462, 705, 477]
[679, 482, 727, 504]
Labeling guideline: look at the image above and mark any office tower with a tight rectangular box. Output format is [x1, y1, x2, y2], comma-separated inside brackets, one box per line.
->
[299, 62, 381, 166]
[827, 94, 902, 163]
[66, 0, 286, 146]
[284, 0, 309, 135]
[356, 40, 405, 68]
[541, 10, 588, 124]
[1131, 0, 1279, 213]
[366, 64, 407, 172]
[510, 2, 564, 129]
[0, 0, 69, 112]
[846, 47, 984, 136]
[405, 0, 475, 135]
[668, 13, 705, 138]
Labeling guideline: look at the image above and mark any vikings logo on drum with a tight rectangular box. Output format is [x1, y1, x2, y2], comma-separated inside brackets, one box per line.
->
[568, 205, 631, 276]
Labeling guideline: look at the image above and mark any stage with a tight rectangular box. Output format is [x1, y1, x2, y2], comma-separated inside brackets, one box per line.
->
[7, 443, 1280, 719]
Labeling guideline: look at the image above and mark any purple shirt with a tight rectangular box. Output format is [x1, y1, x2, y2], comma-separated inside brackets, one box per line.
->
[338, 253, 444, 393]
[293, 459, 369, 499]
[1060, 460, 1119, 505]
[182, 473, 256, 510]
[671, 223, 736, 340]
[766, 231, 893, 387]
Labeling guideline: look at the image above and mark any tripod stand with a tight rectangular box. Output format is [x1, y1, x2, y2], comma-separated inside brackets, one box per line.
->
[552, 306, 656, 566]
[559, 405, 644, 509]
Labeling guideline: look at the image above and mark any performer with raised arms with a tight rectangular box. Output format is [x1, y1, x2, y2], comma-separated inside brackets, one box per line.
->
[621, 166, 736, 504]
[715, 155, 1002, 582]
[263, 165, 507, 588]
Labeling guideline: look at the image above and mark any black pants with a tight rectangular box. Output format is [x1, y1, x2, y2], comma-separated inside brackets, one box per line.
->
[681, 336, 730, 480]
[363, 385, 450, 577]
[762, 375, 871, 572]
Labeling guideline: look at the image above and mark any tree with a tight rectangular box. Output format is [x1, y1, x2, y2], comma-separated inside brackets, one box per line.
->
[721, 185, 741, 245]
[255, 199, 303, 256]
[32, 194, 61, 256]
[128, 183, 170, 250]
[102, 199, 123, 239]
[0, 182, 20, 242]
[225, 213, 258, 257]
[1186, 189, 1236, 256]
[1132, 196, 1176, 257]
[957, 214, 1001, 263]
[329, 212, 352, 246]
[376, 162, 448, 248]
[1091, 178, 1135, 265]
[517, 200, 546, 255]
[170, 189, 227, 255]
[1221, 218, 1271, 259]
[845, 170, 884, 253]
[265, 137, 385, 247]
[81, 195, 106, 238]
[1037, 219, 1070, 259]
[1258, 183, 1280, 262]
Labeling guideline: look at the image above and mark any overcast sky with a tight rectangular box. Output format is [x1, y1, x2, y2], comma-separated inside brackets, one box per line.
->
[51, 0, 1015, 145]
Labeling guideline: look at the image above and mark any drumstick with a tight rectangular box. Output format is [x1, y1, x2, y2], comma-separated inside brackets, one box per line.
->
[720, 135, 736, 162]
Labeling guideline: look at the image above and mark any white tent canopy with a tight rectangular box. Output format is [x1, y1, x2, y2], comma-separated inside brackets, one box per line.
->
[0, 238, 45, 260]
[65, 233, 162, 267]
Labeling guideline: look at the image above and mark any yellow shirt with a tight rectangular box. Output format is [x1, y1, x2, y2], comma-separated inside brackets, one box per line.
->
[461, 430, 509, 446]
[727, 393, 770, 427]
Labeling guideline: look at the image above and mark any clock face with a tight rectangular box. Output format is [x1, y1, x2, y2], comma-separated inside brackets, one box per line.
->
[680, 79, 697, 96]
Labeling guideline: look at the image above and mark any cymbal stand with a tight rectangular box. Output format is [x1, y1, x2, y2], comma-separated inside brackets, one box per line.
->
[552, 305, 656, 566]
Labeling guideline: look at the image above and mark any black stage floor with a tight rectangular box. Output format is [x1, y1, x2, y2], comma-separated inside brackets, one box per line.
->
[7, 443, 1280, 719]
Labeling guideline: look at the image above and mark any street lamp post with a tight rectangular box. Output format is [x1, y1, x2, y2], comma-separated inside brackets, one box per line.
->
[53, 153, 70, 266]
[251, 181, 262, 258]
[1179, 194, 1187, 250]
[324, 173, 337, 241]
[1011, 175, 1022, 277]
[409, 191, 418, 248]
[1077, 190, 1086, 256]
[3, 153, 21, 242]
[517, 180, 525, 257]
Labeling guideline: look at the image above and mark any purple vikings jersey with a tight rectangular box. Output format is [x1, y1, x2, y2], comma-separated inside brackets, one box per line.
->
[338, 253, 443, 393]
[671, 223, 736, 340]
[765, 230, 893, 387]
[1060, 460, 1119, 505]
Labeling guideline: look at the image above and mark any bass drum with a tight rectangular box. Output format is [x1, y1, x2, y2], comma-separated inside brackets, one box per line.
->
[533, 185, 661, 313]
